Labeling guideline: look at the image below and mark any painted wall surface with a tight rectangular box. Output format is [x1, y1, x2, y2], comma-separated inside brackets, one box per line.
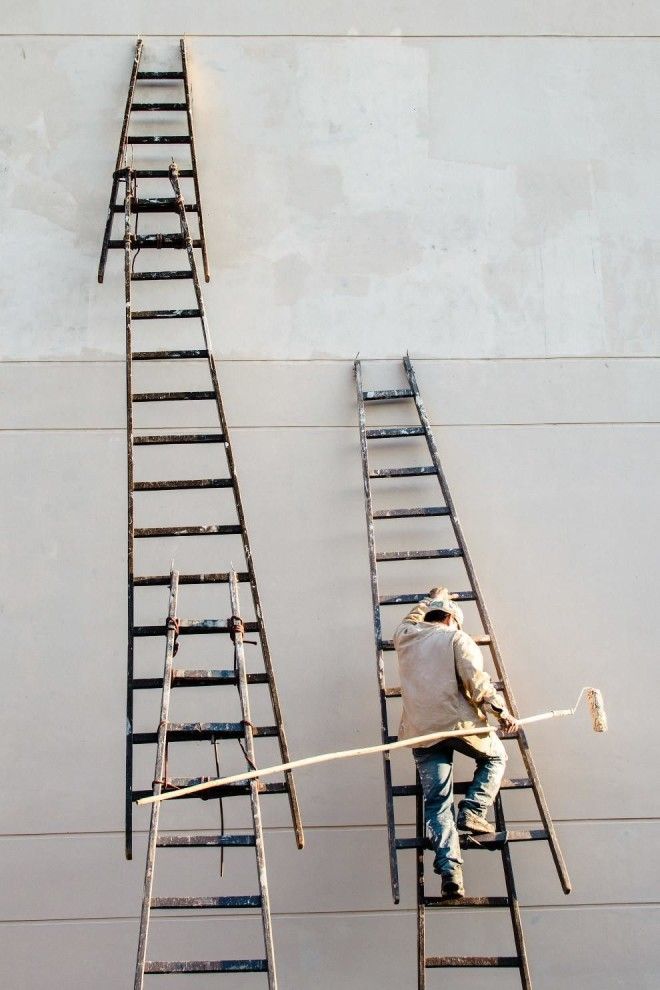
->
[1, 6, 658, 988]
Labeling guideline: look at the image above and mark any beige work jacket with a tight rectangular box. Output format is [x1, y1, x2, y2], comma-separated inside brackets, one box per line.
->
[393, 597, 508, 757]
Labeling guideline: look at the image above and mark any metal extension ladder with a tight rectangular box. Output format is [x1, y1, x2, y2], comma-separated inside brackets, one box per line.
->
[98, 39, 303, 984]
[134, 569, 279, 984]
[354, 355, 571, 988]
[98, 37, 210, 285]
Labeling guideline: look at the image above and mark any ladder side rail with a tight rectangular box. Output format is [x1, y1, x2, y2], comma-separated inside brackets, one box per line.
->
[124, 173, 136, 859]
[403, 355, 571, 894]
[134, 571, 180, 990]
[494, 795, 532, 989]
[353, 359, 401, 904]
[167, 163, 304, 849]
[99, 39, 143, 282]
[229, 573, 278, 989]
[180, 39, 211, 283]
[415, 778, 426, 990]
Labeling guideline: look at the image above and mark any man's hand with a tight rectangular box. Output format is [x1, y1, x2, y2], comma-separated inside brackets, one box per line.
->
[499, 713, 519, 734]
[428, 586, 448, 600]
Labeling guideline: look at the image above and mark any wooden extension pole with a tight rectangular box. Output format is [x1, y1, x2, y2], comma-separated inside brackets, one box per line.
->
[136, 707, 577, 808]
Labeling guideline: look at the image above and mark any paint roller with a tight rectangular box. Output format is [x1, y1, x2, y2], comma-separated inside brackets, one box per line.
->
[136, 686, 607, 807]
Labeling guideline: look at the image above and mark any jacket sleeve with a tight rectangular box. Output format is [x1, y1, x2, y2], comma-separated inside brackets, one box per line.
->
[453, 630, 510, 718]
[393, 596, 435, 649]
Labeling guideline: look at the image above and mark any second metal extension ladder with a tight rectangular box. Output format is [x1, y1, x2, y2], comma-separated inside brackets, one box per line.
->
[354, 355, 571, 988]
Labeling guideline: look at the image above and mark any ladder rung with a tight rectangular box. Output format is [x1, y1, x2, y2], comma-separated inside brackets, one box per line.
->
[109, 235, 201, 249]
[134, 722, 277, 744]
[377, 637, 492, 650]
[150, 896, 261, 910]
[132, 781, 287, 801]
[370, 466, 435, 478]
[131, 309, 201, 320]
[373, 506, 449, 519]
[131, 270, 193, 281]
[366, 427, 425, 439]
[363, 389, 414, 401]
[133, 168, 194, 178]
[134, 571, 249, 585]
[379, 591, 475, 606]
[132, 102, 188, 111]
[113, 199, 197, 213]
[133, 433, 223, 446]
[136, 71, 184, 80]
[132, 349, 208, 360]
[376, 548, 463, 562]
[392, 778, 530, 798]
[424, 898, 509, 909]
[385, 675, 501, 698]
[134, 618, 258, 636]
[134, 525, 241, 538]
[134, 670, 269, 689]
[132, 390, 214, 402]
[426, 956, 519, 968]
[127, 135, 191, 144]
[146, 960, 267, 974]
[133, 478, 232, 492]
[156, 834, 256, 847]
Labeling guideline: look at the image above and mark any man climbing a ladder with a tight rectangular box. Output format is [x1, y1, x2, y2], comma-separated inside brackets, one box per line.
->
[394, 587, 518, 900]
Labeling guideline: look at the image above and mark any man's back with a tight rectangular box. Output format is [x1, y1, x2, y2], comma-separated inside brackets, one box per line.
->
[395, 619, 490, 744]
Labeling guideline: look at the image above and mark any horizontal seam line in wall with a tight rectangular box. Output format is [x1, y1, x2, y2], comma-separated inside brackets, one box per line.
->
[2, 817, 658, 839]
[2, 34, 660, 40]
[1, 356, 659, 364]
[1, 904, 659, 926]
[1, 423, 658, 433]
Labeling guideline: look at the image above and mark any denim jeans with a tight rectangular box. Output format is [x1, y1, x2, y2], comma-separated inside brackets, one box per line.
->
[413, 735, 506, 876]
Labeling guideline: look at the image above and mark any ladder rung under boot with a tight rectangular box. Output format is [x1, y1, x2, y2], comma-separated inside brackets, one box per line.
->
[145, 960, 267, 974]
[379, 591, 475, 606]
[131, 270, 193, 281]
[131, 102, 188, 111]
[373, 506, 449, 519]
[376, 548, 463, 561]
[426, 956, 520, 968]
[127, 135, 191, 144]
[370, 466, 435, 478]
[133, 722, 277, 744]
[157, 834, 256, 848]
[133, 478, 232, 491]
[136, 71, 184, 79]
[134, 571, 249, 585]
[113, 199, 197, 213]
[424, 897, 509, 908]
[363, 389, 414, 401]
[132, 391, 214, 402]
[133, 433, 223, 445]
[150, 896, 262, 910]
[131, 309, 201, 320]
[133, 670, 269, 689]
[134, 525, 241, 538]
[366, 427, 425, 439]
[134, 618, 258, 636]
[132, 349, 209, 360]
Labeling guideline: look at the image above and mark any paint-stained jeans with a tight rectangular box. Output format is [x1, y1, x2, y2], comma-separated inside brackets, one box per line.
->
[413, 735, 507, 876]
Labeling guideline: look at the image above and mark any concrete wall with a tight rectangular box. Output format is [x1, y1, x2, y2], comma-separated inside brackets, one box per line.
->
[1, 4, 659, 988]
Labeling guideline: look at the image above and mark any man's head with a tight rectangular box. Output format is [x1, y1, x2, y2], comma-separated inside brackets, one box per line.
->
[424, 597, 464, 629]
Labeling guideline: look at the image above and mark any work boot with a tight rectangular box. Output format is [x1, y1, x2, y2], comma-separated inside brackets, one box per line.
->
[440, 871, 465, 899]
[456, 802, 495, 834]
